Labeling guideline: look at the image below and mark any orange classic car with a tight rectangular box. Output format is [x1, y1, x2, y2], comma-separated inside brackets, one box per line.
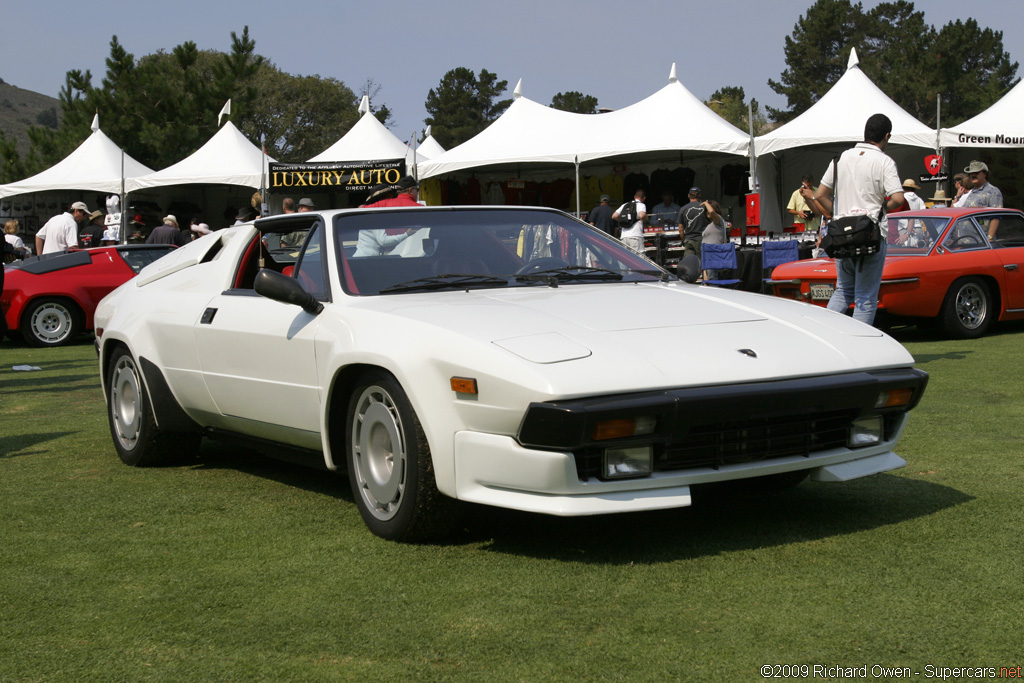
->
[769, 207, 1024, 338]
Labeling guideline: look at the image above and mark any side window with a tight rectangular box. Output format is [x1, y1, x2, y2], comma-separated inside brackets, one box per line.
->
[294, 223, 328, 300]
[989, 213, 1024, 245]
[943, 219, 987, 251]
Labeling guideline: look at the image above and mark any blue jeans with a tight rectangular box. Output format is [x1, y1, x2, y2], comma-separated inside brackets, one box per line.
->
[827, 241, 887, 325]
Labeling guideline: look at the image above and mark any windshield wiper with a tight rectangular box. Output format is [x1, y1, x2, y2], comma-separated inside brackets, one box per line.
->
[379, 274, 509, 294]
[515, 265, 625, 283]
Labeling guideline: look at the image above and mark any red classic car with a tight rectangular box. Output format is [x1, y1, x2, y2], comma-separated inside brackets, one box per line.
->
[769, 208, 1024, 338]
[2, 244, 175, 346]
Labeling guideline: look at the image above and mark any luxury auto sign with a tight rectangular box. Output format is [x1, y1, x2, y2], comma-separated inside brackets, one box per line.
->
[268, 159, 405, 192]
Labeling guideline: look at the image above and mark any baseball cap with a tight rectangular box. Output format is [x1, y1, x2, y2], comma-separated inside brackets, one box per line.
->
[71, 201, 90, 213]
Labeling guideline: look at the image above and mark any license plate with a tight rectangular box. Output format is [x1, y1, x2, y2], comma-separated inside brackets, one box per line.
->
[810, 283, 835, 300]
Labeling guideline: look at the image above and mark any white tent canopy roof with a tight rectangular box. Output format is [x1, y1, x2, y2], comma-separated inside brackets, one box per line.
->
[0, 126, 154, 199]
[755, 48, 936, 156]
[413, 129, 446, 160]
[126, 121, 273, 192]
[419, 68, 749, 179]
[308, 105, 410, 163]
[939, 79, 1024, 148]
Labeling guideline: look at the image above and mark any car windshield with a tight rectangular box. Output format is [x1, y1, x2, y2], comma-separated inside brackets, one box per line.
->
[115, 246, 178, 274]
[885, 215, 949, 254]
[333, 208, 669, 295]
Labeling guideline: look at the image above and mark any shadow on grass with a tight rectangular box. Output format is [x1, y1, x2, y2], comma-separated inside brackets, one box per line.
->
[0, 373, 99, 391]
[1, 432, 77, 458]
[183, 439, 972, 562]
[464, 475, 974, 563]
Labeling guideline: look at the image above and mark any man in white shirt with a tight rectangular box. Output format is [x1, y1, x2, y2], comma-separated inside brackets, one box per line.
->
[36, 201, 90, 255]
[813, 114, 904, 326]
[612, 189, 647, 254]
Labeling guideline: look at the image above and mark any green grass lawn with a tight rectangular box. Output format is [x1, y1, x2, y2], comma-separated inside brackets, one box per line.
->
[2, 325, 1022, 681]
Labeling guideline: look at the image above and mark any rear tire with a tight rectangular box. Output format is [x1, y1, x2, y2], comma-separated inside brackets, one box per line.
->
[107, 347, 199, 466]
[22, 297, 81, 347]
[345, 370, 457, 541]
[940, 277, 992, 339]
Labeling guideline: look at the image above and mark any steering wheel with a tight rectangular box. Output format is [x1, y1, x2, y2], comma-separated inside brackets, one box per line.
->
[948, 234, 982, 249]
[515, 257, 570, 275]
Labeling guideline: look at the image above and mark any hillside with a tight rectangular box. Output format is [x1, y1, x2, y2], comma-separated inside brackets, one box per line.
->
[0, 78, 62, 157]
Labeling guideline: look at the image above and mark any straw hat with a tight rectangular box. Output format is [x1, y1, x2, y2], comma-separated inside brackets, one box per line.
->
[901, 178, 921, 191]
[930, 189, 952, 203]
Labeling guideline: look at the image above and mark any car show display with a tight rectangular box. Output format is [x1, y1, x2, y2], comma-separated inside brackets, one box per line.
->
[2, 244, 176, 346]
[769, 208, 1024, 338]
[93, 206, 927, 541]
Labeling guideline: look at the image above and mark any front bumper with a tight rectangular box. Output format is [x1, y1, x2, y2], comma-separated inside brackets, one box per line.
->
[452, 368, 927, 515]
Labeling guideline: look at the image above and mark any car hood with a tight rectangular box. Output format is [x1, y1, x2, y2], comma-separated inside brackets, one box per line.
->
[354, 282, 914, 388]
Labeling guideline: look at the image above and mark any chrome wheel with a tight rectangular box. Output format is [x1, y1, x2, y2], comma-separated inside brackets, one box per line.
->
[110, 355, 143, 451]
[953, 281, 987, 331]
[942, 277, 992, 339]
[25, 299, 78, 346]
[350, 384, 407, 521]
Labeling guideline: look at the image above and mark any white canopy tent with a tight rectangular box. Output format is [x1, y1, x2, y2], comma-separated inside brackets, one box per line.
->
[939, 79, 1024, 149]
[309, 97, 410, 163]
[414, 128, 445, 160]
[126, 120, 273, 192]
[754, 49, 936, 231]
[418, 67, 750, 214]
[419, 67, 749, 179]
[0, 122, 153, 200]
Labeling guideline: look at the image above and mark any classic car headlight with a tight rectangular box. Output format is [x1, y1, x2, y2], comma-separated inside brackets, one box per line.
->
[875, 388, 914, 409]
[603, 446, 653, 479]
[848, 416, 883, 447]
[592, 416, 657, 441]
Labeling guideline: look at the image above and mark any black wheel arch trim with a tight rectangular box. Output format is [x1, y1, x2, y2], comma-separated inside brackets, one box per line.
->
[138, 356, 204, 434]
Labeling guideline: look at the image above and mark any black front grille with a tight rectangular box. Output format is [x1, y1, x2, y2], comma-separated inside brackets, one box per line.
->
[573, 409, 861, 481]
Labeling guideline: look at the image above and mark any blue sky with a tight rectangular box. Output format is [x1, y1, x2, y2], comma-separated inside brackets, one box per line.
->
[3, 0, 1021, 143]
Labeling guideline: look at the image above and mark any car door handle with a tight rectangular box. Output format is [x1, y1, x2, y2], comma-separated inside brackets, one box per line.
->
[201, 307, 218, 324]
[1005, 264, 1019, 271]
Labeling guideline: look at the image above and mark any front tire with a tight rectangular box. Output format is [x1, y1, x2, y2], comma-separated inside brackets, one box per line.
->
[345, 370, 456, 541]
[941, 277, 992, 338]
[22, 297, 81, 347]
[107, 347, 199, 466]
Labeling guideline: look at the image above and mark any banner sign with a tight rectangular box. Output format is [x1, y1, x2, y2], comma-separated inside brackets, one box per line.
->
[268, 159, 406, 193]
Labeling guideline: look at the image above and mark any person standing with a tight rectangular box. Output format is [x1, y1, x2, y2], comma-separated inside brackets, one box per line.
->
[147, 215, 184, 245]
[587, 194, 615, 235]
[281, 197, 296, 214]
[812, 113, 903, 326]
[36, 201, 90, 254]
[649, 191, 680, 227]
[961, 161, 1003, 238]
[676, 187, 708, 259]
[365, 176, 421, 207]
[79, 210, 106, 248]
[787, 175, 822, 233]
[612, 189, 647, 254]
[952, 173, 971, 207]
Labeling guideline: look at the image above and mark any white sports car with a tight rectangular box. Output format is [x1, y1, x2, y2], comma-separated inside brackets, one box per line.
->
[94, 206, 928, 541]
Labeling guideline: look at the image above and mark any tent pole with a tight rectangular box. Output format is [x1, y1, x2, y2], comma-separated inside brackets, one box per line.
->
[747, 100, 757, 191]
[574, 156, 580, 217]
[120, 150, 126, 245]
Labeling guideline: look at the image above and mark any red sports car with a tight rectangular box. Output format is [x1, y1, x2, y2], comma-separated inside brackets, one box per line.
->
[769, 208, 1024, 338]
[2, 244, 175, 347]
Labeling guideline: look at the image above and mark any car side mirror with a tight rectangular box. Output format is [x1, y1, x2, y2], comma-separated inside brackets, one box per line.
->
[254, 268, 324, 315]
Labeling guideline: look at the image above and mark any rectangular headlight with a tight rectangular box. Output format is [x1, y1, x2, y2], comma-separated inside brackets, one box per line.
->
[603, 446, 653, 479]
[848, 416, 883, 447]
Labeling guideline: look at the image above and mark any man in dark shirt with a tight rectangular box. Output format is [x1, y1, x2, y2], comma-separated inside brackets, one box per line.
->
[676, 187, 708, 259]
[147, 215, 184, 245]
[588, 194, 616, 235]
[79, 211, 106, 248]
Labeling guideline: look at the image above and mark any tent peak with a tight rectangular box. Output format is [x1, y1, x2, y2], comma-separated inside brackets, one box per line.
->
[847, 47, 860, 71]
[358, 95, 370, 115]
[513, 78, 523, 100]
[669, 63, 678, 84]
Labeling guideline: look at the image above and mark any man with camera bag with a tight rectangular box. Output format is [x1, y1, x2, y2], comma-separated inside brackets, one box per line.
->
[810, 113, 903, 326]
